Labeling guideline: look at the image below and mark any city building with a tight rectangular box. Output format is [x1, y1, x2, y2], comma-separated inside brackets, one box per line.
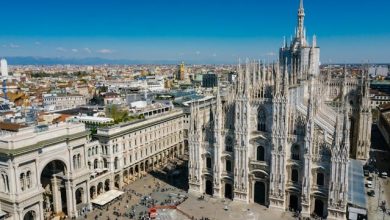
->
[369, 65, 389, 78]
[202, 73, 218, 88]
[370, 89, 390, 108]
[43, 93, 87, 111]
[1, 59, 8, 78]
[0, 107, 187, 219]
[0, 123, 90, 220]
[188, 0, 371, 219]
[378, 104, 390, 148]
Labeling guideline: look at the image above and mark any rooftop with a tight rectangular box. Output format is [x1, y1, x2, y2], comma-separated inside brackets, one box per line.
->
[0, 122, 27, 132]
[96, 109, 184, 137]
[0, 122, 88, 155]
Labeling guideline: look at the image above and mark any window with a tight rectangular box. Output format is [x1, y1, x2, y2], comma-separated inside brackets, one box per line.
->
[206, 157, 212, 169]
[226, 160, 232, 172]
[26, 171, 31, 189]
[73, 155, 77, 169]
[317, 172, 324, 186]
[20, 173, 25, 191]
[114, 157, 119, 170]
[291, 169, 298, 182]
[257, 146, 265, 161]
[291, 144, 300, 160]
[103, 159, 108, 168]
[94, 159, 98, 169]
[258, 108, 266, 132]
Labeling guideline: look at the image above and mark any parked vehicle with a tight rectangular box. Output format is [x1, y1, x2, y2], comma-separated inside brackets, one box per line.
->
[381, 172, 388, 178]
[366, 183, 373, 188]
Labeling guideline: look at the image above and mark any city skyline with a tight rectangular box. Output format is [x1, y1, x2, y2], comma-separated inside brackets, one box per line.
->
[1, 0, 389, 64]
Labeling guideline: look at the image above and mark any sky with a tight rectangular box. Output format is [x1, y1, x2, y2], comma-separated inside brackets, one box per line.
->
[0, 0, 389, 64]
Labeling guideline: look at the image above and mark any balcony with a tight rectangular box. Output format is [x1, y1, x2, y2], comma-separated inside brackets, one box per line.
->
[286, 180, 301, 189]
[222, 149, 233, 157]
[249, 159, 269, 172]
[221, 171, 234, 178]
[202, 168, 213, 175]
[311, 184, 328, 195]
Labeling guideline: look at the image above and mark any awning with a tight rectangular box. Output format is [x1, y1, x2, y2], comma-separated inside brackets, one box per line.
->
[91, 190, 124, 206]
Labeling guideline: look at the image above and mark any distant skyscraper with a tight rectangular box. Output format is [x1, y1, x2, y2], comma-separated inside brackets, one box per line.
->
[1, 59, 8, 77]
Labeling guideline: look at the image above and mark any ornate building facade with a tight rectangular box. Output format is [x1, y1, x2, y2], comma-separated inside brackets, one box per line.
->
[188, 0, 372, 219]
[0, 108, 186, 220]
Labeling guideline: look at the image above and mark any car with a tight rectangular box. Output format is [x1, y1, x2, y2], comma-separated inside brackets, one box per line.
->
[366, 183, 373, 188]
[364, 170, 370, 176]
[381, 172, 388, 178]
[366, 180, 373, 185]
[368, 190, 375, 197]
[367, 176, 373, 181]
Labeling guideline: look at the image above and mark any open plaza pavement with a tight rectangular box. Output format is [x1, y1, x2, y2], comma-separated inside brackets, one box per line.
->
[71, 158, 296, 220]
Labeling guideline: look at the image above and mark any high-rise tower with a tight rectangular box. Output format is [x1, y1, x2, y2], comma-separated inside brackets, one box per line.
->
[1, 59, 8, 78]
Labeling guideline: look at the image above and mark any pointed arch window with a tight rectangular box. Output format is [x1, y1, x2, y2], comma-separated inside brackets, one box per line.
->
[291, 169, 298, 183]
[258, 109, 266, 132]
[226, 160, 232, 172]
[291, 144, 300, 160]
[20, 173, 25, 191]
[206, 157, 212, 169]
[257, 146, 265, 161]
[317, 172, 324, 186]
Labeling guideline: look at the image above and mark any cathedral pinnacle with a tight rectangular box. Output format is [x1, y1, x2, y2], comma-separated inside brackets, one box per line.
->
[296, 0, 306, 42]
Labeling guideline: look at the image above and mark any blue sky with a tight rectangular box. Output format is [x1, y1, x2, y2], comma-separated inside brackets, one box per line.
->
[0, 0, 389, 63]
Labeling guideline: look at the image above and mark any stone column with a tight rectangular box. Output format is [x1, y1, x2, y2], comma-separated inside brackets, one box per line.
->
[86, 181, 92, 210]
[110, 175, 115, 190]
[119, 174, 123, 190]
[39, 199, 45, 220]
[16, 208, 22, 220]
[51, 176, 62, 214]
[65, 180, 76, 218]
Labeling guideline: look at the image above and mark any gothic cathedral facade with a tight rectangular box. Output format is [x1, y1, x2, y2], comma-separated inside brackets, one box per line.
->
[188, 0, 372, 219]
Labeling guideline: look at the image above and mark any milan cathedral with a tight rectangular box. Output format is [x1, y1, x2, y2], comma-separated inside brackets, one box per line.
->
[188, 0, 372, 219]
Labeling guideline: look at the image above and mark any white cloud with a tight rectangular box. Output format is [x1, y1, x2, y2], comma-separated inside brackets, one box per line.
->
[9, 43, 20, 48]
[97, 49, 113, 54]
[84, 48, 92, 54]
[56, 47, 67, 52]
[71, 48, 78, 53]
[2, 43, 21, 48]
